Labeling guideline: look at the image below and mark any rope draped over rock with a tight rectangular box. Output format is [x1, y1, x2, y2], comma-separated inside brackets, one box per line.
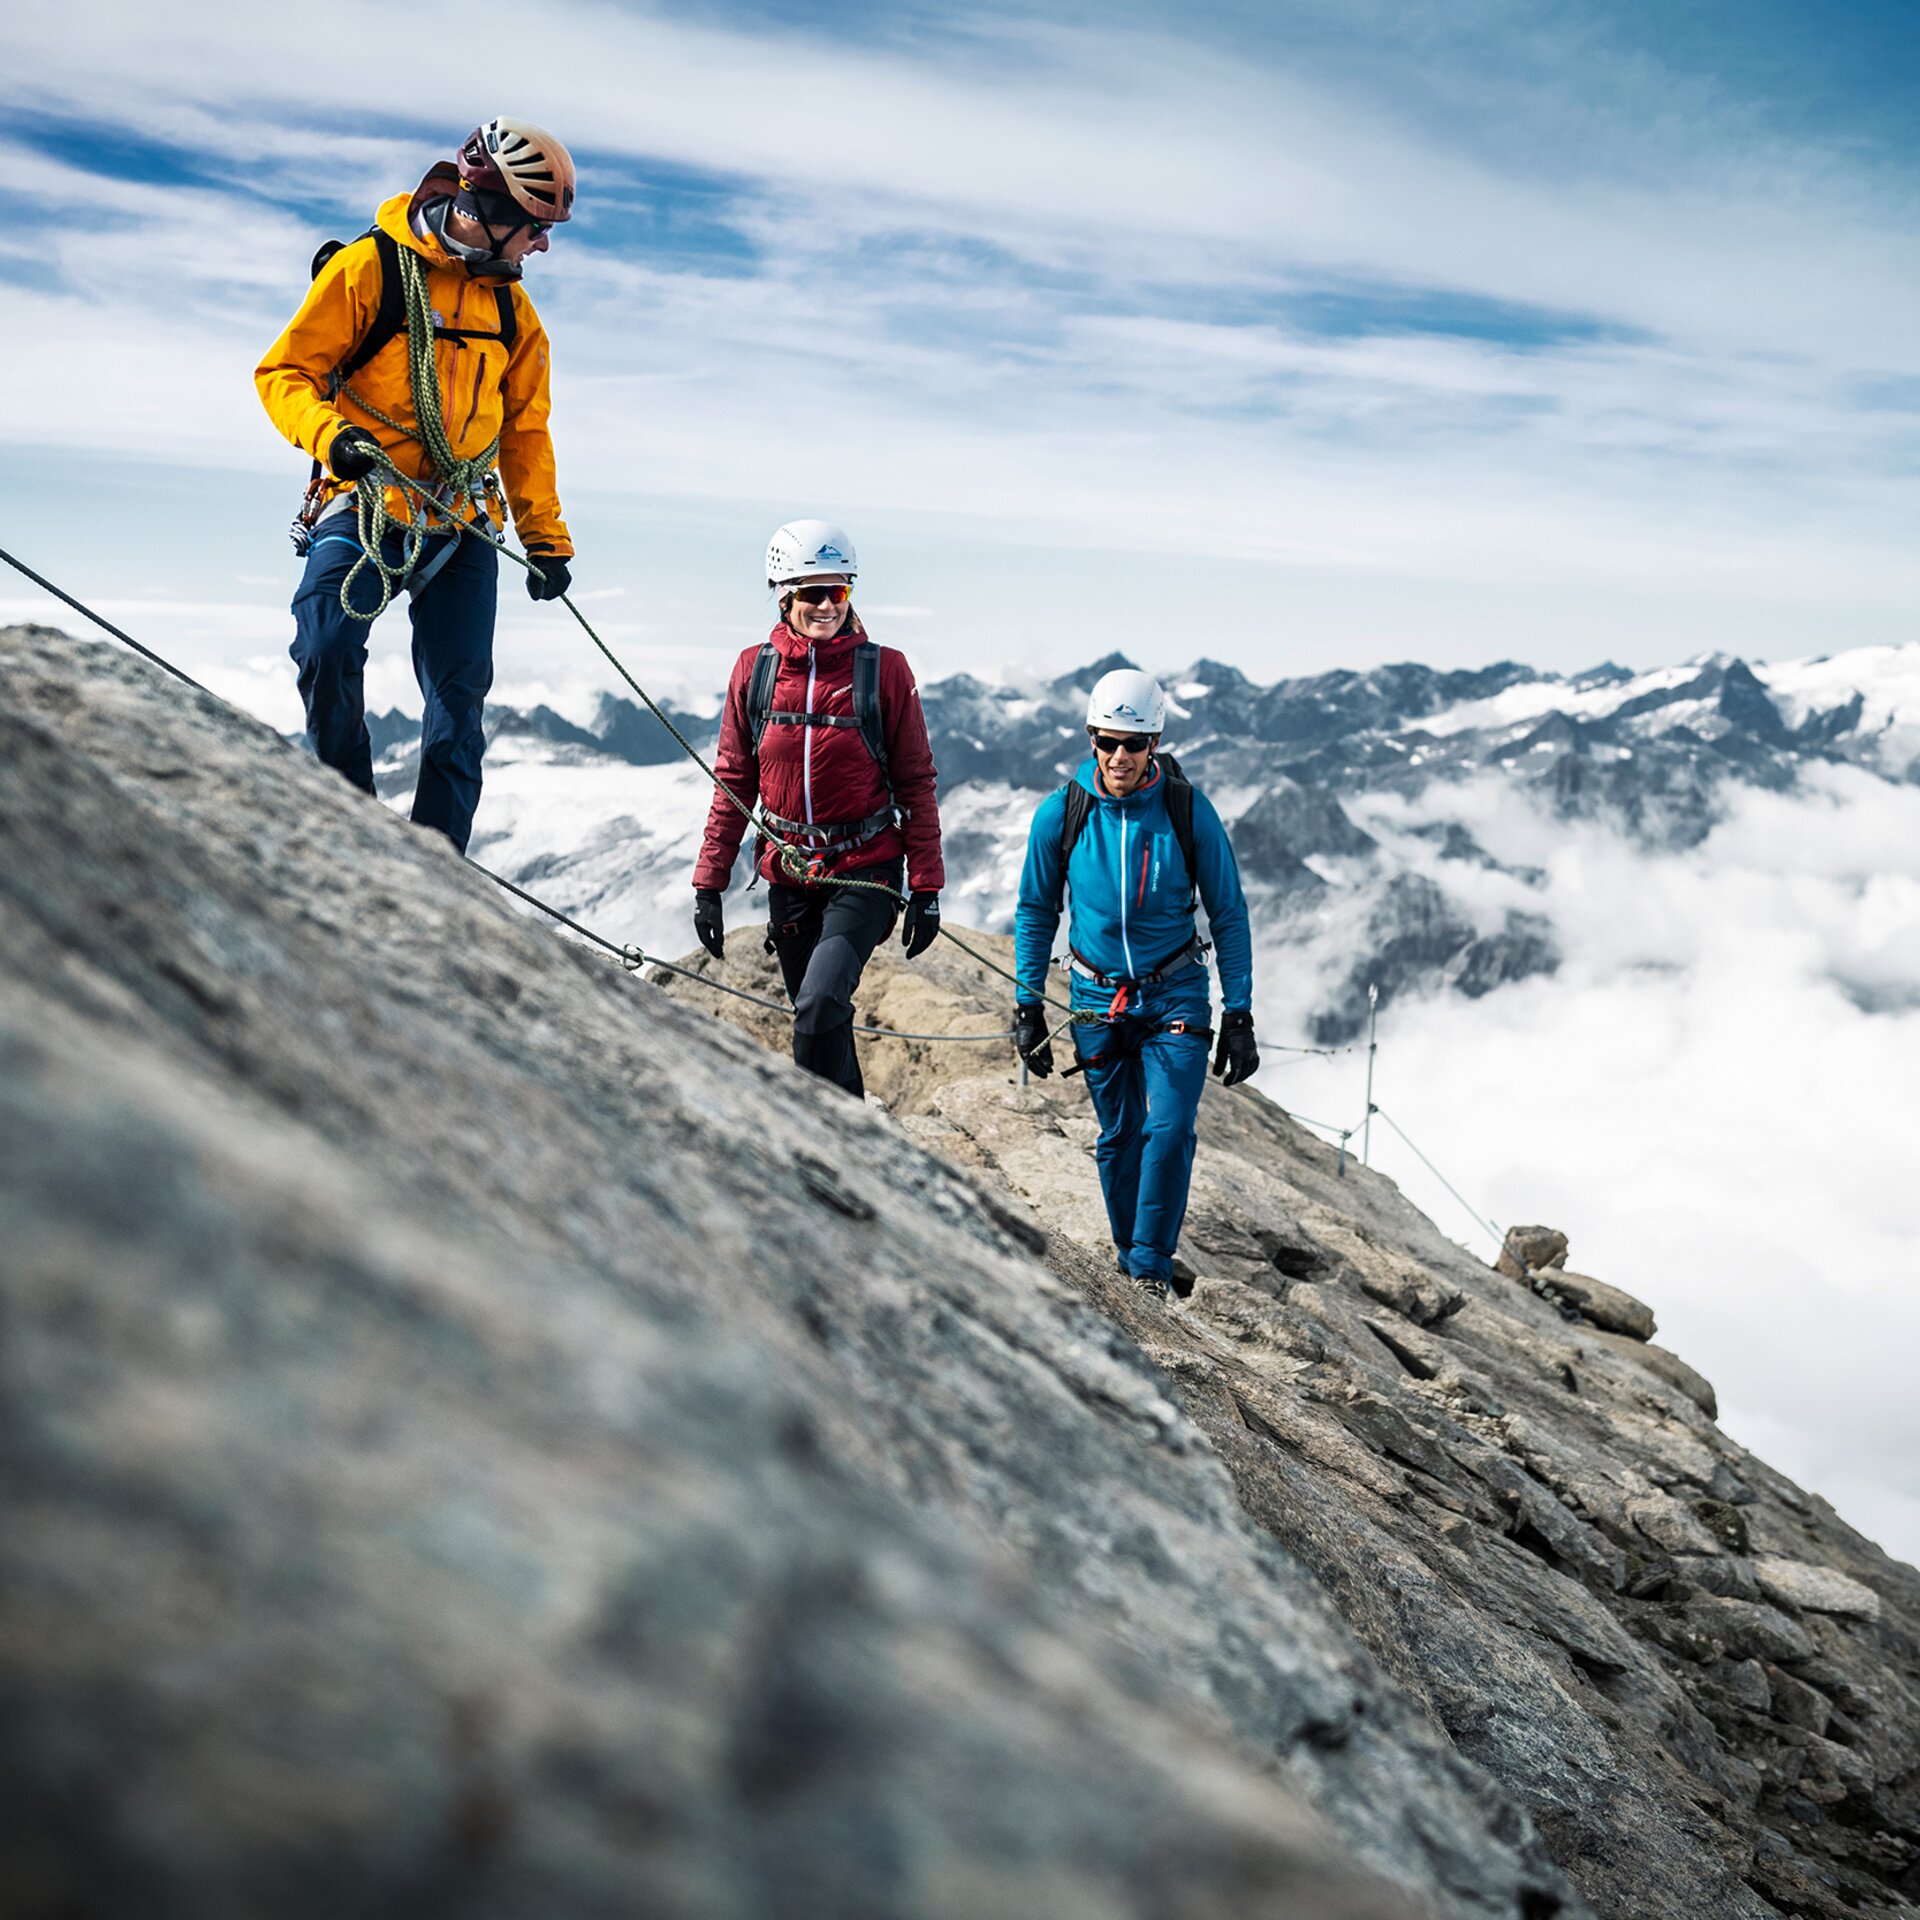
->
[0, 533, 1090, 1032]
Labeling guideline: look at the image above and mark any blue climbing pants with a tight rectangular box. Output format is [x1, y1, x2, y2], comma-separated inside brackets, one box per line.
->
[290, 517, 498, 852]
[1071, 967, 1213, 1283]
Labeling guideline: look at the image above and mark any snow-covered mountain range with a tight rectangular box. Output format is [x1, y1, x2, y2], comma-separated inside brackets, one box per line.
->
[357, 639, 1920, 1555]
[373, 641, 1920, 1045]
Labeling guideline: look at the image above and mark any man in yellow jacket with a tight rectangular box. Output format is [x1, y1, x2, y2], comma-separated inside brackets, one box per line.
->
[256, 117, 577, 851]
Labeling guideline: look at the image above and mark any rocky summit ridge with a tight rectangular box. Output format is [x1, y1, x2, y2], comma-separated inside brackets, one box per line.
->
[4, 623, 1919, 1920]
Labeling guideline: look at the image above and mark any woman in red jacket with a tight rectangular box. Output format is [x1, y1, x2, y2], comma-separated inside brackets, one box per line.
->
[691, 521, 944, 1098]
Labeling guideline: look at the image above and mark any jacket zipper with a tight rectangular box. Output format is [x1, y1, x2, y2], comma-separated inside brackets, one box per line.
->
[1137, 842, 1150, 906]
[802, 650, 817, 840]
[1117, 810, 1135, 976]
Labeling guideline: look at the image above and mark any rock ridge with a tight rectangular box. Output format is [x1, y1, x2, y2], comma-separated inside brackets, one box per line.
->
[5, 625, 1918, 1919]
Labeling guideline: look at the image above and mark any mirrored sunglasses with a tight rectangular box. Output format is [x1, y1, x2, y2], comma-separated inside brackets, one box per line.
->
[1090, 730, 1152, 754]
[788, 583, 852, 607]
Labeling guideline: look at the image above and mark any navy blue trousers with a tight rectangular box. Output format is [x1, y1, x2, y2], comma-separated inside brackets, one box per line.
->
[290, 519, 498, 851]
[1071, 968, 1213, 1282]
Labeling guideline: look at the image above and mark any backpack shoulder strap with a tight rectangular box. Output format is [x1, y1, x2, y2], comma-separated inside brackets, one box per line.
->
[334, 228, 404, 385]
[1056, 780, 1094, 906]
[746, 643, 780, 752]
[1164, 776, 1199, 908]
[852, 641, 890, 783]
[1150, 754, 1202, 908]
[493, 282, 518, 356]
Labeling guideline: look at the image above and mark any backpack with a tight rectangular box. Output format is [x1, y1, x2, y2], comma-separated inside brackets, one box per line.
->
[309, 228, 518, 381]
[1057, 752, 1200, 909]
[289, 229, 518, 552]
[745, 639, 891, 786]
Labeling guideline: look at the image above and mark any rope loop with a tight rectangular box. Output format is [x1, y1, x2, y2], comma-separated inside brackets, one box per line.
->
[334, 246, 501, 623]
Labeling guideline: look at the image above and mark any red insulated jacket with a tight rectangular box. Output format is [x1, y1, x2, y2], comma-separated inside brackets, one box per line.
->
[693, 619, 944, 894]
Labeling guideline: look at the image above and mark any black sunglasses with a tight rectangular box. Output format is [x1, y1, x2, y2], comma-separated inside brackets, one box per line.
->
[465, 187, 549, 240]
[1090, 730, 1153, 754]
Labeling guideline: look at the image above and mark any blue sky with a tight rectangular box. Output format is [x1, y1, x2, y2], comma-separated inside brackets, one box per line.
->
[3, 0, 1919, 718]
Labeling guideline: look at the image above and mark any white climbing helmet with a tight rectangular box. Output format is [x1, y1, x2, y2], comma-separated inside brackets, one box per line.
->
[457, 117, 577, 223]
[1086, 667, 1166, 735]
[766, 520, 858, 589]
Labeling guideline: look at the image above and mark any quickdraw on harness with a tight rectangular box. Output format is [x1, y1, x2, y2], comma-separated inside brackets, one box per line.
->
[290, 228, 514, 622]
[745, 637, 900, 885]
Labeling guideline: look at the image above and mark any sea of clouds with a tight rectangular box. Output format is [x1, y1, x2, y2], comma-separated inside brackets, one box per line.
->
[1272, 767, 1920, 1562]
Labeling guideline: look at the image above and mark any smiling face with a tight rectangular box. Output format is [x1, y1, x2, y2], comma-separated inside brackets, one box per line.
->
[1091, 728, 1159, 797]
[783, 576, 853, 641]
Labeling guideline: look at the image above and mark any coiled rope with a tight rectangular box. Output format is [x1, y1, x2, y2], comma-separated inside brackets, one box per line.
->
[331, 244, 501, 622]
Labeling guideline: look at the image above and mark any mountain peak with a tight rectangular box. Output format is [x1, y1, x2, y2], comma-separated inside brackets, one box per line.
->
[1049, 649, 1139, 695]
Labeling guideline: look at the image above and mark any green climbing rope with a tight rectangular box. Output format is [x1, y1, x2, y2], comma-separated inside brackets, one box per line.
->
[339, 455, 1096, 1022]
[334, 245, 502, 623]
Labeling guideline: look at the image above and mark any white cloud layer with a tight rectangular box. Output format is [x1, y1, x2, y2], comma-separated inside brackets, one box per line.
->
[1273, 768, 1920, 1561]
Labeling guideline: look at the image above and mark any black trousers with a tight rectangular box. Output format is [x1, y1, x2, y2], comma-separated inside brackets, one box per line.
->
[766, 862, 901, 1098]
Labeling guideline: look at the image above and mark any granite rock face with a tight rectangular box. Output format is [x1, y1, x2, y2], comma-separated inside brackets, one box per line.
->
[7, 625, 1920, 1920]
[661, 925, 1920, 1919]
[1, 626, 1552, 1920]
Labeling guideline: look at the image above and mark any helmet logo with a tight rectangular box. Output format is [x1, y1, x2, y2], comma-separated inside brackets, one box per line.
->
[814, 543, 846, 563]
[1112, 703, 1145, 723]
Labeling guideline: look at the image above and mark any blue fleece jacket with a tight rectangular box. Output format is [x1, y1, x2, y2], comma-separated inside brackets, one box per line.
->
[1014, 758, 1253, 1011]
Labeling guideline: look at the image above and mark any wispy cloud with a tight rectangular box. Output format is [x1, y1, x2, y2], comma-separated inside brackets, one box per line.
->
[6, 0, 1920, 680]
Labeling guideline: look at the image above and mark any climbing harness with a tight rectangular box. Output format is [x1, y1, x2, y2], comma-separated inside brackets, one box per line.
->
[757, 805, 896, 852]
[1061, 1012, 1215, 1081]
[1067, 932, 1208, 1020]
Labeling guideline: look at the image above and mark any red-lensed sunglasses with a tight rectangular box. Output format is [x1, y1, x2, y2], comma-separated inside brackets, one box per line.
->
[1090, 730, 1153, 754]
[788, 583, 852, 607]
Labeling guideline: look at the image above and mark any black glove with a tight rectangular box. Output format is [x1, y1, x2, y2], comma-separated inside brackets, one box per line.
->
[1013, 1003, 1054, 1079]
[693, 888, 725, 960]
[328, 426, 382, 480]
[1212, 1008, 1259, 1087]
[901, 890, 940, 959]
[525, 548, 572, 602]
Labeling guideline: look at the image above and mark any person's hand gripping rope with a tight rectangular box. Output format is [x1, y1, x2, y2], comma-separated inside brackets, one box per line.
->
[1013, 1002, 1054, 1078]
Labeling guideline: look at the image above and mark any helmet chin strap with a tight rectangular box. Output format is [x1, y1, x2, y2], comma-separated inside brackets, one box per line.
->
[421, 194, 523, 282]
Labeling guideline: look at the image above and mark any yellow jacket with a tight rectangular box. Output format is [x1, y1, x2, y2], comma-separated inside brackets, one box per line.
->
[256, 186, 572, 554]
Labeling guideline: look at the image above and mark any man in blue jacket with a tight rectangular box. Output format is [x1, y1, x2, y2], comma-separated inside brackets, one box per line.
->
[1013, 668, 1259, 1299]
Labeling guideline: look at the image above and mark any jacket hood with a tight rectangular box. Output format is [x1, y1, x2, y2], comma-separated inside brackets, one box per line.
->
[767, 611, 868, 663]
[1073, 756, 1165, 806]
[384, 172, 459, 269]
